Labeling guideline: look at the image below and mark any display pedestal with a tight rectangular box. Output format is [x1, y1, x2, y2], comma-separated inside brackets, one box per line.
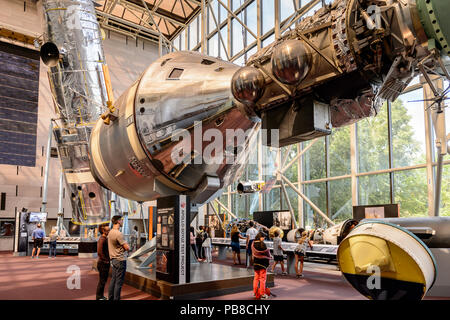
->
[125, 258, 275, 300]
[78, 241, 97, 258]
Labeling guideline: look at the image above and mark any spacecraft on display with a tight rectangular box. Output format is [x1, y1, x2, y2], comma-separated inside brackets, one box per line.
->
[38, 0, 450, 300]
[89, 0, 449, 206]
[40, 0, 112, 225]
[232, 0, 450, 147]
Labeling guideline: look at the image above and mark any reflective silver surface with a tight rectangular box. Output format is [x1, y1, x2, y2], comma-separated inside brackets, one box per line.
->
[231, 66, 266, 105]
[42, 0, 110, 225]
[271, 40, 311, 85]
[90, 51, 259, 204]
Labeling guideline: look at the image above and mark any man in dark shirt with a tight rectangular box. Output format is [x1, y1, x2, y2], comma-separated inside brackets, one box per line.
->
[96, 224, 110, 300]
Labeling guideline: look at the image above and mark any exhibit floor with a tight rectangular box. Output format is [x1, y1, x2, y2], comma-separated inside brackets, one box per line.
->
[0, 252, 155, 300]
[0, 251, 448, 300]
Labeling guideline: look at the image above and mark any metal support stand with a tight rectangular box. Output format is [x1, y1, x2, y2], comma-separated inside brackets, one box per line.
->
[122, 211, 129, 243]
[41, 120, 54, 230]
[418, 59, 449, 216]
[56, 170, 70, 236]
[435, 146, 444, 216]
[139, 202, 148, 244]
[109, 192, 120, 229]
[110, 192, 117, 217]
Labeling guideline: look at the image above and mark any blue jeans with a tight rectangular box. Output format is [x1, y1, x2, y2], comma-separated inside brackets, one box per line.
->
[108, 259, 127, 300]
[49, 241, 57, 257]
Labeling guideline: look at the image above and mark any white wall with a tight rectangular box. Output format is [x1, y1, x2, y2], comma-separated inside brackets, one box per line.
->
[0, 0, 159, 223]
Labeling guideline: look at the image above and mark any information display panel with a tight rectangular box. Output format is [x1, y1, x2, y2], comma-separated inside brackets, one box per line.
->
[156, 195, 190, 284]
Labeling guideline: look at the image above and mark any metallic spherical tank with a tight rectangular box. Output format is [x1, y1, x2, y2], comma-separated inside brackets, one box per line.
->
[271, 40, 311, 85]
[231, 66, 266, 105]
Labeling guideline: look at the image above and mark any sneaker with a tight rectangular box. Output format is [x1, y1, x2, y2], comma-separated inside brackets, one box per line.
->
[260, 294, 269, 300]
[98, 296, 108, 300]
[282, 272, 287, 275]
[296, 274, 304, 278]
[31, 256, 34, 259]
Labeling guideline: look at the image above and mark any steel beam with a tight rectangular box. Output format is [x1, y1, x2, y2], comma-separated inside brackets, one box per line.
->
[216, 0, 257, 40]
[215, 198, 237, 219]
[280, 179, 297, 228]
[279, 172, 335, 226]
[207, 1, 230, 60]
[350, 123, 358, 206]
[281, 138, 318, 174]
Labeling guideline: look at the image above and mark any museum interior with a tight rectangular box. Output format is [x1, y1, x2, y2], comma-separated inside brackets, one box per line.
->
[0, 0, 449, 301]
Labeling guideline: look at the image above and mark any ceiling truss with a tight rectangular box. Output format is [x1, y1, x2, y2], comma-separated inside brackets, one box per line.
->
[94, 0, 205, 44]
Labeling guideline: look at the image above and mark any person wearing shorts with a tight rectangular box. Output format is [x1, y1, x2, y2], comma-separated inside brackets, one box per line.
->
[271, 230, 287, 275]
[31, 224, 45, 259]
[230, 225, 245, 265]
[246, 221, 258, 267]
[294, 231, 313, 278]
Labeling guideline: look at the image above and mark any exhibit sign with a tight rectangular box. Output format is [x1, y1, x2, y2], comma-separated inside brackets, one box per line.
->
[179, 195, 187, 284]
[156, 195, 190, 284]
[29, 212, 47, 222]
[353, 204, 399, 221]
[364, 207, 385, 219]
[254, 210, 292, 240]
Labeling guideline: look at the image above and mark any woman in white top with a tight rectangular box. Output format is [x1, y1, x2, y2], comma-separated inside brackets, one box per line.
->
[48, 228, 59, 258]
[202, 227, 213, 263]
[294, 231, 313, 278]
